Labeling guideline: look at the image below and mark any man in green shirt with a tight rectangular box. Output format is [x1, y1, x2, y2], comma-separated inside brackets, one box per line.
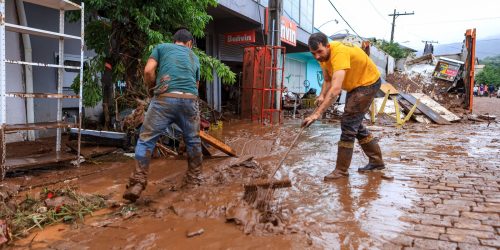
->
[123, 29, 203, 202]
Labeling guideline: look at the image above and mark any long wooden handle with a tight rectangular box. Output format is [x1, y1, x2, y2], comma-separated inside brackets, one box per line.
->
[267, 108, 318, 181]
[268, 127, 305, 179]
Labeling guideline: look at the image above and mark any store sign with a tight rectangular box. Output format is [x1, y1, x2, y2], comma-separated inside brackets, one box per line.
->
[224, 30, 256, 44]
[281, 16, 297, 46]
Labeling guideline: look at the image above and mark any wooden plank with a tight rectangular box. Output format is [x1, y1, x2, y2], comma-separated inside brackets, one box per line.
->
[380, 82, 399, 95]
[398, 93, 451, 125]
[410, 93, 461, 122]
[397, 96, 422, 115]
[199, 131, 237, 157]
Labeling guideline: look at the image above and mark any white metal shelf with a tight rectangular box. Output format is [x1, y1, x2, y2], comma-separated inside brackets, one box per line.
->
[4, 59, 81, 70]
[4, 121, 77, 131]
[5, 23, 81, 40]
[1, 0, 85, 177]
[23, 0, 80, 11]
[6, 92, 79, 99]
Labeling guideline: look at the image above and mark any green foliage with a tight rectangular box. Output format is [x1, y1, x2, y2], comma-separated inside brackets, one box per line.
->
[476, 55, 500, 87]
[372, 40, 415, 59]
[195, 49, 236, 85]
[69, 0, 236, 108]
[71, 57, 103, 107]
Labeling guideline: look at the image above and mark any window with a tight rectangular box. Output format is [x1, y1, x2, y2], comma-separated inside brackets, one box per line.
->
[284, 0, 300, 24]
[300, 0, 314, 33]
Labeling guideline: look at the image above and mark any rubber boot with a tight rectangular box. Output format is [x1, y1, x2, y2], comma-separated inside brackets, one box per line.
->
[324, 143, 354, 181]
[123, 161, 149, 202]
[181, 153, 203, 189]
[358, 136, 385, 172]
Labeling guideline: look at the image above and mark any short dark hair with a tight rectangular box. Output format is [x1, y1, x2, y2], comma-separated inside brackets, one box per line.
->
[308, 33, 328, 50]
[173, 29, 194, 43]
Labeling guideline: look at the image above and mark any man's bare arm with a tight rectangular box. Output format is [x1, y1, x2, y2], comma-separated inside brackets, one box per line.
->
[315, 70, 344, 115]
[319, 70, 332, 97]
[144, 58, 158, 90]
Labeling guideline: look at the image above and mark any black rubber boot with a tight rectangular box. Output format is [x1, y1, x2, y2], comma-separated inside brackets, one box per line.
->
[324, 143, 354, 181]
[358, 137, 385, 172]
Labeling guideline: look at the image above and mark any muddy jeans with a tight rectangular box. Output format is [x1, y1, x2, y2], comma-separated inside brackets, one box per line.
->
[340, 78, 381, 144]
[132, 96, 202, 184]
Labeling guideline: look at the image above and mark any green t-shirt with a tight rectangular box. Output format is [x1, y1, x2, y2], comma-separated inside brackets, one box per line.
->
[150, 43, 200, 96]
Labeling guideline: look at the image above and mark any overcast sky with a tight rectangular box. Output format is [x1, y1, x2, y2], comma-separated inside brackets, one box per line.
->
[314, 0, 500, 51]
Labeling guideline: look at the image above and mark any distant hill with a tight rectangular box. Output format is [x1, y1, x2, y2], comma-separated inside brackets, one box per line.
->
[417, 36, 500, 60]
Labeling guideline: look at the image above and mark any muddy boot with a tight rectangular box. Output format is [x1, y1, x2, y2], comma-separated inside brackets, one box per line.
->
[324, 143, 353, 181]
[181, 153, 203, 189]
[358, 136, 385, 172]
[123, 162, 149, 202]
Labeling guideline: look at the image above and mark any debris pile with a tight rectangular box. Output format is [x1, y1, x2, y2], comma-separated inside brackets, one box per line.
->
[0, 186, 106, 244]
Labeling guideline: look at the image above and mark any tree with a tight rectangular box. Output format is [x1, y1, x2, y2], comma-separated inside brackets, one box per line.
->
[69, 0, 236, 127]
[476, 55, 500, 87]
[372, 39, 415, 59]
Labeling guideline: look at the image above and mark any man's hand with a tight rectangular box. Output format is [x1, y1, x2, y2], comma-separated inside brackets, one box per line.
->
[314, 95, 325, 107]
[301, 113, 320, 128]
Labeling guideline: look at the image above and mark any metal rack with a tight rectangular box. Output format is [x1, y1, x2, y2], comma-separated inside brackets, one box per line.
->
[0, 0, 84, 178]
[241, 45, 285, 124]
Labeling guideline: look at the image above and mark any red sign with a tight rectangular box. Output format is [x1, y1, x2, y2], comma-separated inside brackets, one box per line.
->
[224, 30, 256, 44]
[281, 16, 297, 46]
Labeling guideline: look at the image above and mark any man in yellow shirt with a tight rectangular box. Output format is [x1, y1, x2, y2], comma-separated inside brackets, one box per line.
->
[302, 33, 385, 180]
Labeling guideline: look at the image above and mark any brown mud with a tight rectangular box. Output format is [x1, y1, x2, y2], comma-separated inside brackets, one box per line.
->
[4, 119, 500, 249]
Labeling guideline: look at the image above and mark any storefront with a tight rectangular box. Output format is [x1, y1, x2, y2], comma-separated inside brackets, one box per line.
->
[203, 0, 317, 112]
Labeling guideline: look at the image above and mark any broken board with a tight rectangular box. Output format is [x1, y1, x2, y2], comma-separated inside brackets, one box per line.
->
[398, 93, 451, 125]
[380, 82, 399, 95]
[199, 131, 237, 157]
[410, 93, 461, 122]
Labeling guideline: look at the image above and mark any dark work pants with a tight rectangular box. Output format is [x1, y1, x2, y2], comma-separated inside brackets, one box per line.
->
[340, 78, 381, 146]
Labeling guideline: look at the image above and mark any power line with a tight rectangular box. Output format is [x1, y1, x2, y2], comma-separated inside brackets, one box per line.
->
[403, 16, 500, 26]
[366, 0, 391, 25]
[326, 0, 362, 38]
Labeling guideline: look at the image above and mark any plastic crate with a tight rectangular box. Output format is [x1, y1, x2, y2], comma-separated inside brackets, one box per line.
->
[302, 98, 315, 108]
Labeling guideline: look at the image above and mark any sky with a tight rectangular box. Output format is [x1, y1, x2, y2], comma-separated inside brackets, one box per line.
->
[314, 0, 500, 52]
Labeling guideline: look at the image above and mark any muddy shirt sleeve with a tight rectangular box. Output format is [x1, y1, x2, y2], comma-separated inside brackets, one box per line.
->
[150, 45, 160, 61]
[331, 51, 350, 72]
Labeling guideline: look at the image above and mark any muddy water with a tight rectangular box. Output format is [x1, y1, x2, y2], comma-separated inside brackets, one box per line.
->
[9, 120, 500, 249]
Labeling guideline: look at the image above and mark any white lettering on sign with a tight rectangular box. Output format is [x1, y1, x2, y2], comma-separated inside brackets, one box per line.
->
[227, 34, 253, 43]
[224, 30, 256, 44]
[281, 17, 297, 46]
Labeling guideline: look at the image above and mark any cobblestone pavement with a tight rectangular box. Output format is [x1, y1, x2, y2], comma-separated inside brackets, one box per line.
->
[377, 122, 500, 250]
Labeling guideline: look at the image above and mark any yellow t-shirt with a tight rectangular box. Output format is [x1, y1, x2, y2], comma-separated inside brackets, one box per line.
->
[319, 41, 380, 92]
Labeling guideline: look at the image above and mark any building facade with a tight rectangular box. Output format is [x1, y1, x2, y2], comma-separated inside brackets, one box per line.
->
[204, 0, 319, 111]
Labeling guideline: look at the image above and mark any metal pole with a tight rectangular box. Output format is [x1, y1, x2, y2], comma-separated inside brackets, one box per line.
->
[56, 9, 65, 153]
[0, 0, 6, 177]
[77, 2, 85, 167]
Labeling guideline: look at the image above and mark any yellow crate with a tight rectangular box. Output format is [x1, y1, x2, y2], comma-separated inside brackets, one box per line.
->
[302, 98, 315, 108]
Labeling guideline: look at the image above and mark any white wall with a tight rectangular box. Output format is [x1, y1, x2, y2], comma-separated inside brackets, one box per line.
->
[4, 0, 26, 142]
[369, 45, 395, 80]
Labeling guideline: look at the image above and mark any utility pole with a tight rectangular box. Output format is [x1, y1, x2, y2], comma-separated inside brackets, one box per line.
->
[388, 9, 414, 43]
[267, 0, 283, 46]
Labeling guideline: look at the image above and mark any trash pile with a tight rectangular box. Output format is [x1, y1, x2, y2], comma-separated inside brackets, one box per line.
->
[364, 53, 497, 126]
[0, 185, 106, 245]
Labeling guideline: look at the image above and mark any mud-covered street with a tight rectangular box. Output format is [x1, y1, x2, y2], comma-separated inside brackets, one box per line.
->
[5, 106, 499, 249]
